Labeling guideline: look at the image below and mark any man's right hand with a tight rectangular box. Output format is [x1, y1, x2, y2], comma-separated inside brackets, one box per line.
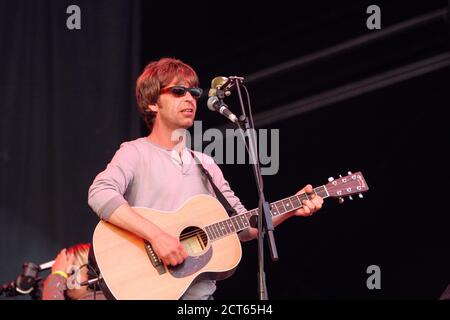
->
[109, 204, 189, 266]
[150, 231, 188, 266]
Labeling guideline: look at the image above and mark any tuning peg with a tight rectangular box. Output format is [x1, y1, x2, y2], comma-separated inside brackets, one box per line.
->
[358, 193, 364, 199]
[349, 195, 353, 200]
[347, 171, 352, 175]
[338, 197, 344, 204]
[328, 177, 334, 182]
[339, 174, 343, 178]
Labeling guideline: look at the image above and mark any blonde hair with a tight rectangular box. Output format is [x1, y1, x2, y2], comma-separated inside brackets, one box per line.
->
[67, 243, 90, 268]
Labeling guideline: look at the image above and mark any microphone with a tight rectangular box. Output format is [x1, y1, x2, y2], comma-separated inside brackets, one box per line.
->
[1, 260, 55, 298]
[39, 260, 55, 271]
[79, 277, 100, 287]
[14, 262, 40, 294]
[208, 76, 243, 98]
[207, 96, 238, 123]
[208, 76, 231, 97]
[0, 262, 40, 296]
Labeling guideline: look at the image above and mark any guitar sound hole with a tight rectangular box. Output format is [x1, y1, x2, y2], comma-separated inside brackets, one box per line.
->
[180, 226, 208, 256]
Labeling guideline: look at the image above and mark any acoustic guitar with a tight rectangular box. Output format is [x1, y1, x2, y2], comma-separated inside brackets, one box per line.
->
[92, 171, 369, 299]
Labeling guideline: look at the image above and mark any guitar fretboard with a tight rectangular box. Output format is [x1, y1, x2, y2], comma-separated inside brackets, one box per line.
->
[204, 185, 329, 241]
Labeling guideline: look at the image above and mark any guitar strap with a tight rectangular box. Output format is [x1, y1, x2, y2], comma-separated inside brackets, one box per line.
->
[189, 150, 237, 217]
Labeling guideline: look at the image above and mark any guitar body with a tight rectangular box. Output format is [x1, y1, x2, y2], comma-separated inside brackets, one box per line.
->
[91, 171, 369, 299]
[92, 195, 242, 300]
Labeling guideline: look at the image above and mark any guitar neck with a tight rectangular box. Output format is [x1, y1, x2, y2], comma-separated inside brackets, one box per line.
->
[204, 185, 329, 242]
[247, 185, 329, 220]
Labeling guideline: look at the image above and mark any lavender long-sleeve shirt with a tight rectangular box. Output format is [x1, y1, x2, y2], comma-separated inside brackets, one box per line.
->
[88, 137, 247, 299]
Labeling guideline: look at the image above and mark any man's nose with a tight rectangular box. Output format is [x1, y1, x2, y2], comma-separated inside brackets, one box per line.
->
[185, 92, 196, 102]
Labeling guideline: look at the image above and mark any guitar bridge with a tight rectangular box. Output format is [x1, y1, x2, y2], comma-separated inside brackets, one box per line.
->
[144, 240, 166, 275]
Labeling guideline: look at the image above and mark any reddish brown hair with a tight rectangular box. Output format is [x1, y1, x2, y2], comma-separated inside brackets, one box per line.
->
[136, 57, 199, 132]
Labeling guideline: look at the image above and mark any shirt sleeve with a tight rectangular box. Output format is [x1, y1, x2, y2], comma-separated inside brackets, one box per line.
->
[42, 274, 67, 300]
[88, 142, 140, 220]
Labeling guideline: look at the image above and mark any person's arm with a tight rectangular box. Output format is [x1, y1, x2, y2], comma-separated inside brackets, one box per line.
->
[42, 274, 68, 300]
[204, 154, 323, 241]
[108, 203, 188, 266]
[196, 153, 251, 241]
[88, 142, 139, 221]
[42, 249, 71, 300]
[201, 156, 255, 242]
[88, 142, 187, 266]
[238, 185, 324, 241]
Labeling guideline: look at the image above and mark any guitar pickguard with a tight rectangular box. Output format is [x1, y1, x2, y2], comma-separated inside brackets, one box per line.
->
[168, 247, 213, 278]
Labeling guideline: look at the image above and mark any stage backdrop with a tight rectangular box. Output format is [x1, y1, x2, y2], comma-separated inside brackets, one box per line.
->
[0, 0, 142, 297]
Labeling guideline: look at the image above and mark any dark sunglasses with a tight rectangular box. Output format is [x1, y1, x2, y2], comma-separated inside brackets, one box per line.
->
[160, 86, 203, 99]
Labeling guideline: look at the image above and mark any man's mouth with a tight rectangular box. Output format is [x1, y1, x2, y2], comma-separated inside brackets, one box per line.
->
[180, 108, 194, 114]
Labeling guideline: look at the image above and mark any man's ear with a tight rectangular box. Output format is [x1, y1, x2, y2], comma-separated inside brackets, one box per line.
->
[148, 104, 158, 113]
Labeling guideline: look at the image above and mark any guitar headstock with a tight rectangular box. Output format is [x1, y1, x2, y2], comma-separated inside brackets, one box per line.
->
[325, 171, 369, 203]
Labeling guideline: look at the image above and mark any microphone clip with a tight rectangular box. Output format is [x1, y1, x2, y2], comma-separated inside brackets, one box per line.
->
[208, 76, 244, 99]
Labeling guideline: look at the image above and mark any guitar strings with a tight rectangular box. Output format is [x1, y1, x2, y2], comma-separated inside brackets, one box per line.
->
[179, 231, 208, 242]
[177, 198, 308, 241]
[178, 188, 354, 242]
[177, 191, 328, 241]
[177, 215, 252, 240]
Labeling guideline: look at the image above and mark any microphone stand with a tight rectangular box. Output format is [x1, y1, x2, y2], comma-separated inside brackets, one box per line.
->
[217, 77, 278, 300]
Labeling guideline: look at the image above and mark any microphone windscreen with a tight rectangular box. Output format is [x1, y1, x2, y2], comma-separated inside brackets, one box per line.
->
[208, 76, 228, 97]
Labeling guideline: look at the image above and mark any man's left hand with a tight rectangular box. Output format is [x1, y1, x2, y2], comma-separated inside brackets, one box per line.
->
[294, 184, 323, 217]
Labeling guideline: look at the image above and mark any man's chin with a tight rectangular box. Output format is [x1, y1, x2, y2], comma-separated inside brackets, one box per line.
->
[181, 120, 194, 128]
